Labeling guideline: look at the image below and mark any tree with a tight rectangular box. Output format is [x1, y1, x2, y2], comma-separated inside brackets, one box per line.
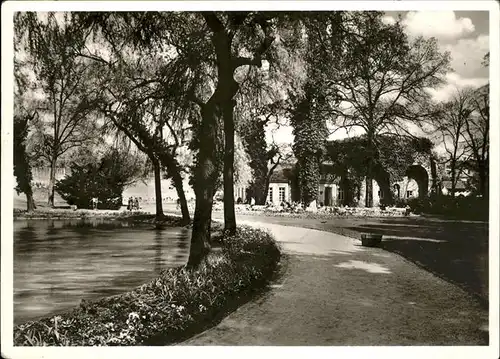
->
[101, 97, 192, 222]
[238, 116, 268, 204]
[463, 84, 489, 197]
[306, 12, 450, 206]
[15, 12, 104, 207]
[290, 83, 329, 206]
[238, 104, 294, 205]
[14, 115, 37, 212]
[55, 148, 144, 209]
[67, 12, 196, 222]
[426, 88, 474, 197]
[71, 11, 307, 266]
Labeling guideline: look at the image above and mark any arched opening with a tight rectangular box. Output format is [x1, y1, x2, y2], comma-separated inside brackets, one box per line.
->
[393, 184, 401, 199]
[405, 165, 429, 199]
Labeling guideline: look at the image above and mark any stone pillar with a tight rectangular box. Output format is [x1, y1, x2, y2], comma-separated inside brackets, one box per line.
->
[357, 178, 367, 208]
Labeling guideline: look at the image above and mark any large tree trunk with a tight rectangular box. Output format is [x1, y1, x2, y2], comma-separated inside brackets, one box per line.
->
[478, 163, 488, 198]
[365, 134, 374, 207]
[450, 163, 456, 197]
[151, 156, 164, 219]
[252, 175, 268, 205]
[188, 101, 220, 268]
[159, 152, 191, 223]
[222, 99, 237, 234]
[218, 32, 238, 234]
[430, 156, 439, 197]
[26, 191, 36, 212]
[171, 167, 190, 223]
[47, 156, 57, 207]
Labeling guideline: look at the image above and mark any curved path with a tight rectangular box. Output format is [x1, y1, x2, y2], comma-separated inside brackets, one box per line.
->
[181, 218, 488, 345]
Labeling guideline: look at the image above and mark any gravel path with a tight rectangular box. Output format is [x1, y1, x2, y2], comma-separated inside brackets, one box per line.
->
[181, 219, 488, 345]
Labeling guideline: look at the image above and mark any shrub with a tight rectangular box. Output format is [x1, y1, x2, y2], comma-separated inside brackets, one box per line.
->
[55, 150, 144, 210]
[404, 195, 488, 220]
[13, 225, 281, 346]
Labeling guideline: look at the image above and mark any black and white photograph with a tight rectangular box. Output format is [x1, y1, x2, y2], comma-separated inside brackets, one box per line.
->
[1, 1, 499, 358]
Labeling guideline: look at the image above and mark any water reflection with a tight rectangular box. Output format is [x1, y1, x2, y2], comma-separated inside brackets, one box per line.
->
[14, 218, 191, 325]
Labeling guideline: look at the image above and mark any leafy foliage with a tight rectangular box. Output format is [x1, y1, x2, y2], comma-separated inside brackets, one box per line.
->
[13, 225, 281, 346]
[290, 84, 329, 206]
[15, 12, 104, 205]
[55, 149, 146, 209]
[14, 115, 36, 210]
[239, 117, 271, 203]
[404, 196, 488, 220]
[302, 12, 449, 206]
[326, 134, 433, 183]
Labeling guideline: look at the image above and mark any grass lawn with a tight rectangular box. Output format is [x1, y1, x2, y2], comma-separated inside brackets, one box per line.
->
[235, 213, 489, 307]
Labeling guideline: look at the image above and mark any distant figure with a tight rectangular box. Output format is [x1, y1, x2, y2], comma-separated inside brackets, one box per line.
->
[250, 197, 255, 206]
[127, 197, 133, 211]
[134, 197, 140, 211]
[405, 205, 411, 216]
[237, 197, 242, 204]
[176, 198, 181, 209]
[91, 197, 98, 210]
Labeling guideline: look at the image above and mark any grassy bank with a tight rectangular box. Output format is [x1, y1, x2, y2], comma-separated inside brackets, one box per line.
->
[13, 224, 282, 346]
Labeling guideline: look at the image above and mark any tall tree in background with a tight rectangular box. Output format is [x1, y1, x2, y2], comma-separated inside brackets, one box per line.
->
[15, 12, 103, 207]
[14, 115, 37, 212]
[463, 84, 489, 197]
[432, 89, 474, 197]
[238, 101, 295, 205]
[14, 21, 39, 212]
[307, 12, 450, 206]
[290, 82, 329, 206]
[68, 12, 196, 222]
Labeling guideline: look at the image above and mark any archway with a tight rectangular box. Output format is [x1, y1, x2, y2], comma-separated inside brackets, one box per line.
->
[393, 184, 401, 199]
[405, 165, 429, 199]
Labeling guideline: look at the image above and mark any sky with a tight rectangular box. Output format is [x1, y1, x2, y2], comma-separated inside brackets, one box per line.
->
[266, 10, 491, 145]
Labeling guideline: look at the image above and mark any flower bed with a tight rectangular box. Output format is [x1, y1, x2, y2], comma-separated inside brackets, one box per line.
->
[13, 225, 281, 346]
[226, 204, 415, 219]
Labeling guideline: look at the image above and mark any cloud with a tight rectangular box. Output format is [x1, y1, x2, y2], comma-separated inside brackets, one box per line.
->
[402, 11, 475, 40]
[444, 34, 489, 78]
[426, 72, 488, 102]
[381, 15, 396, 25]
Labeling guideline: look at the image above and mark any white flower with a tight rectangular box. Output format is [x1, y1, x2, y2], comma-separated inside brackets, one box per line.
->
[128, 312, 140, 320]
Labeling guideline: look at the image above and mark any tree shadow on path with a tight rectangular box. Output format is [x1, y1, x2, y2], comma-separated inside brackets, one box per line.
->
[343, 218, 488, 308]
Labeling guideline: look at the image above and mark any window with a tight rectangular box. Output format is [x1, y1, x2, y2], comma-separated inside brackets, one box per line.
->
[279, 187, 286, 203]
[394, 184, 400, 198]
[406, 190, 413, 198]
[378, 190, 384, 199]
[338, 188, 344, 201]
[268, 187, 273, 203]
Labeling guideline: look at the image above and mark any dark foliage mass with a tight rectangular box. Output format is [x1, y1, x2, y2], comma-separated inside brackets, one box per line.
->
[54, 150, 142, 210]
[290, 85, 329, 206]
[14, 116, 35, 206]
[326, 135, 433, 182]
[404, 196, 488, 221]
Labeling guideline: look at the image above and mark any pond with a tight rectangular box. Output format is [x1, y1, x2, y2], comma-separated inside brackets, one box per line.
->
[13, 218, 190, 325]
